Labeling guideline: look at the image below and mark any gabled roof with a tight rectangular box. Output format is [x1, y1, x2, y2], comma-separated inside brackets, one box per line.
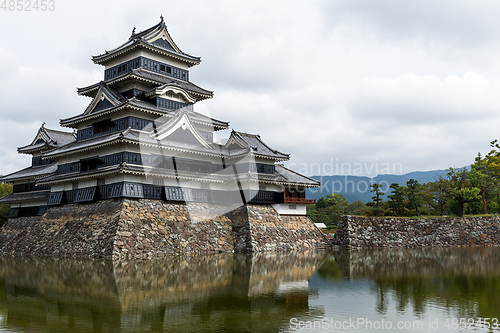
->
[0, 163, 58, 183]
[225, 131, 290, 161]
[42, 128, 138, 159]
[81, 83, 125, 116]
[77, 69, 213, 101]
[153, 110, 212, 149]
[17, 124, 76, 155]
[42, 127, 223, 160]
[61, 95, 228, 130]
[92, 17, 201, 67]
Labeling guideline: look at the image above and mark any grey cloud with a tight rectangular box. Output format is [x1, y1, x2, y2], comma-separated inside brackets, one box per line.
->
[1, 0, 499, 177]
[320, 0, 500, 47]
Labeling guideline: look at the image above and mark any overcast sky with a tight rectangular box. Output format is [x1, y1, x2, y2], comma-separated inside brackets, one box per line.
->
[1, 0, 500, 177]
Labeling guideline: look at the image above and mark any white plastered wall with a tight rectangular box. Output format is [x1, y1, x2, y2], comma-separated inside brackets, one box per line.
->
[272, 203, 307, 215]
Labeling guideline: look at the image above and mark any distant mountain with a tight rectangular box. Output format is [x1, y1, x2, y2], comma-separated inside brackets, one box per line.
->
[306, 169, 448, 203]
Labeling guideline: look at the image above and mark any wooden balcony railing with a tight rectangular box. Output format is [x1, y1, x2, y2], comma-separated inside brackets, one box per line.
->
[284, 197, 316, 204]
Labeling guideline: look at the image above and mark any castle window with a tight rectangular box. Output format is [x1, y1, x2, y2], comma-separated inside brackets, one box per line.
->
[166, 67, 172, 74]
[93, 119, 112, 134]
[160, 65, 166, 71]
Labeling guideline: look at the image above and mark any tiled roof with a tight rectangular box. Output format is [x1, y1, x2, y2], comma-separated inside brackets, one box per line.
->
[37, 163, 227, 185]
[17, 125, 76, 154]
[44, 128, 77, 146]
[18, 142, 46, 152]
[92, 19, 201, 67]
[46, 125, 291, 163]
[60, 96, 228, 130]
[36, 162, 318, 188]
[43, 130, 137, 158]
[275, 165, 320, 186]
[125, 164, 228, 183]
[0, 190, 50, 204]
[101, 83, 126, 104]
[42, 128, 220, 158]
[226, 131, 290, 161]
[0, 163, 58, 182]
[37, 164, 123, 185]
[135, 69, 213, 97]
[78, 69, 213, 100]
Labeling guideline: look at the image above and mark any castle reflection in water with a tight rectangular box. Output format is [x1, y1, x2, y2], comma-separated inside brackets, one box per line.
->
[1, 247, 500, 332]
[0, 251, 327, 332]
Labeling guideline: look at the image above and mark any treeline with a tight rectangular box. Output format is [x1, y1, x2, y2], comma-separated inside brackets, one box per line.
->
[308, 140, 500, 225]
[307, 194, 367, 227]
[0, 181, 13, 227]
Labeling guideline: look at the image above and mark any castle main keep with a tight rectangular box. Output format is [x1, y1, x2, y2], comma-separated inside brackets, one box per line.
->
[0, 18, 328, 257]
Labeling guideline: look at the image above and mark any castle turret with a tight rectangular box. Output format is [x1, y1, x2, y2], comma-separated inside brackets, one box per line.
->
[0, 124, 75, 217]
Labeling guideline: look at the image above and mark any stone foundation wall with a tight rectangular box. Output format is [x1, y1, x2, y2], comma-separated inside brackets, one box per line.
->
[236, 205, 328, 252]
[333, 215, 500, 248]
[0, 199, 328, 258]
[0, 200, 122, 257]
[113, 200, 236, 259]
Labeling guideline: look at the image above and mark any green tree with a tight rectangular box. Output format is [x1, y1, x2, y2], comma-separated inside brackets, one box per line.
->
[307, 194, 368, 225]
[323, 193, 351, 225]
[347, 200, 368, 216]
[470, 153, 498, 214]
[437, 168, 480, 217]
[387, 183, 405, 216]
[485, 139, 500, 175]
[422, 181, 449, 216]
[315, 197, 327, 209]
[482, 141, 500, 213]
[370, 183, 385, 216]
[406, 179, 422, 216]
[0, 181, 13, 227]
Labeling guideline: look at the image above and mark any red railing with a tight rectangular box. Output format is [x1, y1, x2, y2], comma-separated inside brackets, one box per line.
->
[284, 197, 316, 204]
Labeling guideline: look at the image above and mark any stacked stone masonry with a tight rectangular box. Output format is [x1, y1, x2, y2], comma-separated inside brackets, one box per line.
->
[0, 199, 328, 258]
[333, 215, 500, 248]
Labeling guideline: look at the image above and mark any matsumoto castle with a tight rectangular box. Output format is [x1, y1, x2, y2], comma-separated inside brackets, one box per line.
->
[0, 18, 319, 219]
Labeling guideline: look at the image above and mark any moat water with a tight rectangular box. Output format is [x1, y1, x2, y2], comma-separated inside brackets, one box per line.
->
[0, 247, 499, 332]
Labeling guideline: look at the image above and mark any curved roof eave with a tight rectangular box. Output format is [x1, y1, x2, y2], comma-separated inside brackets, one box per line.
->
[92, 41, 201, 67]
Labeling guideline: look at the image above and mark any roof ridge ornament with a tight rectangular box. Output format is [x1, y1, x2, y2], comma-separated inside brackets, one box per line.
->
[160, 14, 164, 23]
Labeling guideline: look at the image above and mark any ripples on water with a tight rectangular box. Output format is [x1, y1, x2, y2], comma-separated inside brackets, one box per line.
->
[0, 247, 499, 332]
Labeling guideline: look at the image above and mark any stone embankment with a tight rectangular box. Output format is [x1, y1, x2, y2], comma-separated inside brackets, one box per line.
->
[333, 215, 500, 248]
[332, 247, 500, 280]
[0, 199, 328, 258]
